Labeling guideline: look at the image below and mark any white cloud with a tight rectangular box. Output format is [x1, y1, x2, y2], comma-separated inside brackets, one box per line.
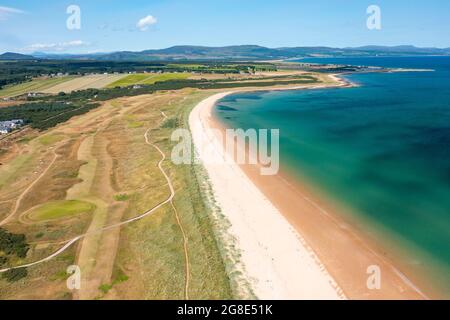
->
[25, 40, 90, 52]
[0, 6, 25, 21]
[136, 15, 157, 31]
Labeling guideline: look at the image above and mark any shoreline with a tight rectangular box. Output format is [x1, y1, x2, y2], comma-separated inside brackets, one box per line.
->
[190, 90, 345, 299]
[189, 75, 433, 299]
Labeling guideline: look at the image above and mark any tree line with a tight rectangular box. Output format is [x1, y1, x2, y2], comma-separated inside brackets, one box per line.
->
[0, 228, 29, 282]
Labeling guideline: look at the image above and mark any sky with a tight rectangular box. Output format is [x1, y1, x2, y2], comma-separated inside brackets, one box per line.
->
[1, 0, 450, 54]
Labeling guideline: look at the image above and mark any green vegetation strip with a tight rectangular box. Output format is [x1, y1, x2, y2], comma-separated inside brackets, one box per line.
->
[0, 101, 100, 131]
[108, 73, 191, 88]
[27, 200, 95, 221]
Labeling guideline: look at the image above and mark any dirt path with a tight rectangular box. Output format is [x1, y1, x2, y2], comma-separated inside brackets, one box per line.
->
[171, 201, 190, 299]
[159, 111, 190, 299]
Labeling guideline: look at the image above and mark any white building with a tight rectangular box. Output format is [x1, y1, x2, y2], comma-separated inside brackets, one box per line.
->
[0, 119, 24, 134]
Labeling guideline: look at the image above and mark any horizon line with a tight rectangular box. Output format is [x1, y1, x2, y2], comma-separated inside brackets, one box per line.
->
[3, 43, 450, 56]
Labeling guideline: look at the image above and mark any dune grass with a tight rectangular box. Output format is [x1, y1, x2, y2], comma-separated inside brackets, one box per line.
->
[109, 91, 234, 299]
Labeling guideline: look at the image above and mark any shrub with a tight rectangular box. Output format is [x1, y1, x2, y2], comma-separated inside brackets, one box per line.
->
[2, 267, 28, 282]
[114, 194, 130, 201]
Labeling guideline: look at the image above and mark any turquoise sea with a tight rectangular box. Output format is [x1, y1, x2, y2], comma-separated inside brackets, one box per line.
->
[214, 56, 450, 296]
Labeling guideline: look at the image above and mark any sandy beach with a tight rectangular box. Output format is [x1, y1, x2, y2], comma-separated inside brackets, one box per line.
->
[189, 78, 432, 299]
[190, 92, 345, 299]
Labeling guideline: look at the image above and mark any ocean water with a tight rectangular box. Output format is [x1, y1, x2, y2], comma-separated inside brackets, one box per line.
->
[214, 56, 450, 295]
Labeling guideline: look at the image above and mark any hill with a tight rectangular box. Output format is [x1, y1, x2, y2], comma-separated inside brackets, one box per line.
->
[3, 45, 450, 62]
[95, 45, 450, 61]
[0, 52, 36, 60]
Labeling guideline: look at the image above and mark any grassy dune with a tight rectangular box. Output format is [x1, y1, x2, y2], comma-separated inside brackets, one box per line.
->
[101, 92, 234, 299]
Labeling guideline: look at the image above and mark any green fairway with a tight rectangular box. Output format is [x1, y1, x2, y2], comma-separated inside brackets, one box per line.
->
[28, 200, 95, 221]
[107, 73, 191, 88]
[37, 133, 65, 146]
[0, 76, 77, 98]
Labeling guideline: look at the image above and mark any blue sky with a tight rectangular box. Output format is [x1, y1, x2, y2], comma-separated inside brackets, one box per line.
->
[1, 0, 450, 53]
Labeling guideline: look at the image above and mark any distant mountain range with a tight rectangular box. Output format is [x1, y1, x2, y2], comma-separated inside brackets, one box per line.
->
[0, 52, 37, 60]
[2, 45, 450, 61]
